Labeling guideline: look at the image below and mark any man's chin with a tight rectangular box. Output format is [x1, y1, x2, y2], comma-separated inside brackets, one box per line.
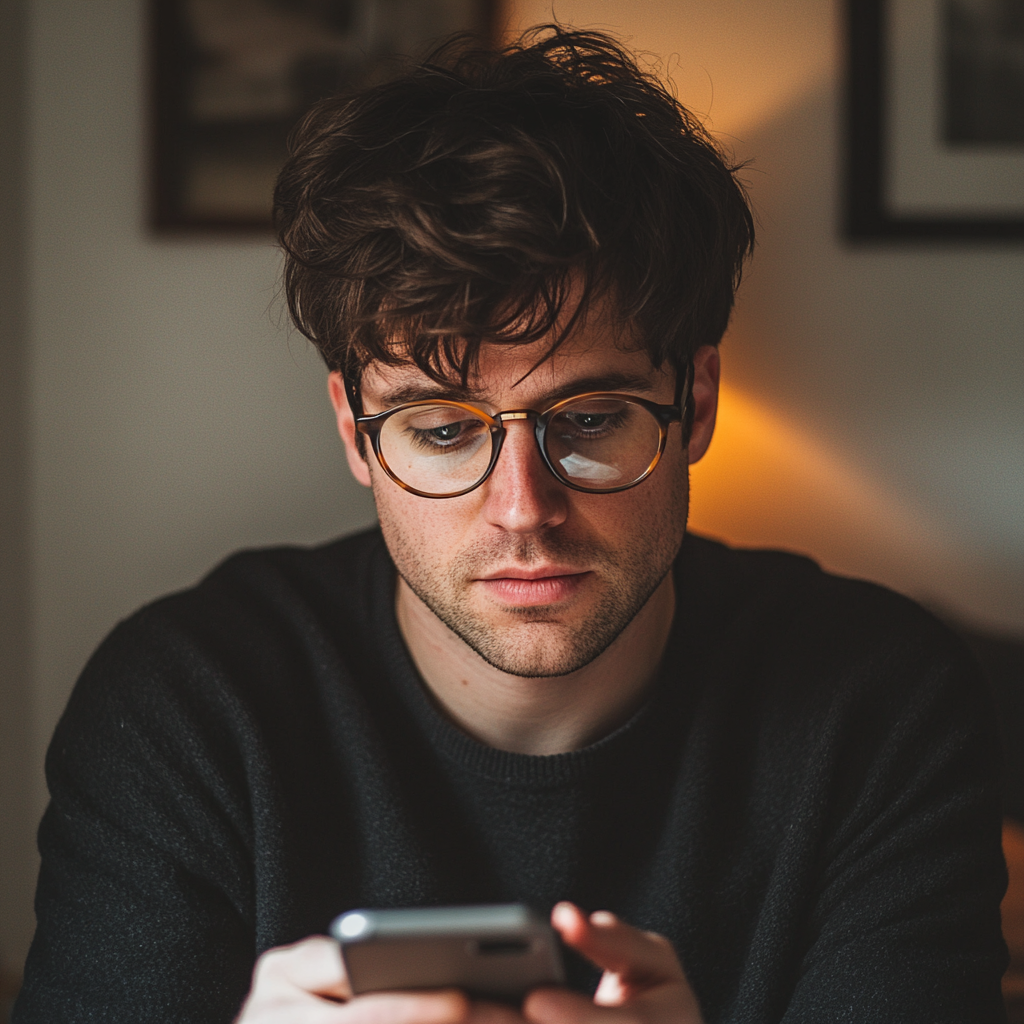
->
[398, 566, 641, 678]
[468, 649, 597, 680]
[446, 618, 613, 679]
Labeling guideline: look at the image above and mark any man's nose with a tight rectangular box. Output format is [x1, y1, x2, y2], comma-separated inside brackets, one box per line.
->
[480, 419, 568, 533]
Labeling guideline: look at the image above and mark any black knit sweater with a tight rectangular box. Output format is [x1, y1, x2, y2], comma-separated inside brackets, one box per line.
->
[14, 530, 1009, 1023]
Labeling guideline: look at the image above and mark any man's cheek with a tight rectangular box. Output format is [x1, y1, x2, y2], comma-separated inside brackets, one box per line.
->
[375, 499, 456, 587]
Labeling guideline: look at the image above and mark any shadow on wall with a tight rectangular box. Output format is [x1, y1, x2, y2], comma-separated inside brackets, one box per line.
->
[1, 966, 19, 1023]
[689, 79, 1024, 636]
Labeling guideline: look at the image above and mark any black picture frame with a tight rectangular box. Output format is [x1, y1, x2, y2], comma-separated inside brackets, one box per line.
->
[846, 0, 1024, 240]
[150, 0, 497, 232]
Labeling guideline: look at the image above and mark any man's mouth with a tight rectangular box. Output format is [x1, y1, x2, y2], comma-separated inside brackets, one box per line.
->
[474, 568, 592, 607]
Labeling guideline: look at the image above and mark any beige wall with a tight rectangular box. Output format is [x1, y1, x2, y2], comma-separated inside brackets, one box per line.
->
[3, 0, 1022, 975]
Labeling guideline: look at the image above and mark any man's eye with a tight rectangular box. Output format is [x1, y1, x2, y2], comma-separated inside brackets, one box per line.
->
[407, 418, 485, 451]
[429, 423, 462, 441]
[569, 413, 609, 430]
[558, 409, 626, 434]
[411, 423, 463, 446]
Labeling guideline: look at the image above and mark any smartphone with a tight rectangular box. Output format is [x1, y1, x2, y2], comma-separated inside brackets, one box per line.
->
[330, 903, 565, 1002]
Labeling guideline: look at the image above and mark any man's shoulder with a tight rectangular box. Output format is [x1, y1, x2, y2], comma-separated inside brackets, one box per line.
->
[56, 527, 391, 744]
[190, 524, 387, 599]
[677, 533, 983, 707]
[98, 526, 390, 664]
[680, 531, 952, 637]
[675, 536, 997, 816]
[138, 525, 388, 629]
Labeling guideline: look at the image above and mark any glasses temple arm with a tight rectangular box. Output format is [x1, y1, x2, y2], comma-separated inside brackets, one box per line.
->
[679, 356, 696, 442]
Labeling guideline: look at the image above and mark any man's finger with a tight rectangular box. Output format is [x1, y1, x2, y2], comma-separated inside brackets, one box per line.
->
[524, 987, 632, 1024]
[464, 998, 528, 1024]
[252, 936, 353, 1000]
[550, 904, 684, 985]
[340, 989, 470, 1024]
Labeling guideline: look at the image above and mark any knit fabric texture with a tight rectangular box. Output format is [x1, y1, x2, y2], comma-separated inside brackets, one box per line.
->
[14, 530, 1009, 1023]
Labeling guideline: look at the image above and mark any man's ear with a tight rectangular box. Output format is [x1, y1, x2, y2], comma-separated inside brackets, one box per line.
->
[686, 345, 720, 466]
[328, 372, 373, 488]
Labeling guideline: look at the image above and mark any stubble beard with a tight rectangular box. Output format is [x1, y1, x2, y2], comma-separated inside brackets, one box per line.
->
[378, 490, 687, 679]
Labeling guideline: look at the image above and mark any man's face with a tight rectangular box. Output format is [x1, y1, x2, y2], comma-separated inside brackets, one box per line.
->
[330, 315, 719, 679]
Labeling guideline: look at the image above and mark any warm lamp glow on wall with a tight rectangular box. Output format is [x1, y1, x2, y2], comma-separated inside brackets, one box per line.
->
[688, 382, 962, 612]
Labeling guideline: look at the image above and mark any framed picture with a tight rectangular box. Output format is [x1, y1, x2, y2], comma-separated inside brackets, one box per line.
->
[150, 0, 496, 231]
[846, 0, 1024, 240]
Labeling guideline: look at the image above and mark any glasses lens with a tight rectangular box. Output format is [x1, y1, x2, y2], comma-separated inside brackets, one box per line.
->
[377, 404, 494, 495]
[545, 397, 662, 490]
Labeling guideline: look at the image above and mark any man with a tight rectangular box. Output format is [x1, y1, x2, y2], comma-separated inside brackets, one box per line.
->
[14, 26, 1008, 1024]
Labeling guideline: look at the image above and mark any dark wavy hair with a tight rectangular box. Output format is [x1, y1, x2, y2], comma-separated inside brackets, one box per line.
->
[274, 25, 754, 387]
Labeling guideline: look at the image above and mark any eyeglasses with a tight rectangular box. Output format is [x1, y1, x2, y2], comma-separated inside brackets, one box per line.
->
[352, 364, 691, 499]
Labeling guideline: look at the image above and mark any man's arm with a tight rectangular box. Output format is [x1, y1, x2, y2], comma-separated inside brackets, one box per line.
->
[775, 611, 1009, 1023]
[13, 614, 258, 1023]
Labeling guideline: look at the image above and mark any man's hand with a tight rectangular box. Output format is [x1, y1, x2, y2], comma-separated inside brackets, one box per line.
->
[235, 937, 473, 1024]
[236, 906, 701, 1024]
[527, 903, 704, 1024]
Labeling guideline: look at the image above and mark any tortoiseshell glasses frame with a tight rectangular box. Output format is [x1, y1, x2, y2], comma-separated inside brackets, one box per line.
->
[347, 361, 692, 500]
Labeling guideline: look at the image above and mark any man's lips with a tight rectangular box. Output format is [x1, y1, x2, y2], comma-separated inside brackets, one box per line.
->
[474, 568, 592, 606]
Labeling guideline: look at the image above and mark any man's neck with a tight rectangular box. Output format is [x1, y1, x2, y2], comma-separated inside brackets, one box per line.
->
[395, 574, 676, 756]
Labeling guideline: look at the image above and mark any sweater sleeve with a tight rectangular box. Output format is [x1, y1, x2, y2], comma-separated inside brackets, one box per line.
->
[13, 608, 260, 1024]
[779, 599, 1009, 1024]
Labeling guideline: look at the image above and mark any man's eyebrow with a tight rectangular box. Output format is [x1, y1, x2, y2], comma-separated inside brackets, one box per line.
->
[378, 382, 476, 407]
[537, 373, 660, 405]
[377, 372, 659, 410]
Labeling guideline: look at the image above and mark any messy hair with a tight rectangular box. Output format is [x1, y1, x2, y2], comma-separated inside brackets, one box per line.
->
[274, 25, 754, 388]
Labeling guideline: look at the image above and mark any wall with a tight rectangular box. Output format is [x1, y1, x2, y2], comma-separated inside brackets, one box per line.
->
[508, 0, 1024, 634]
[0, 0, 37, 979]
[4, 0, 1022, 977]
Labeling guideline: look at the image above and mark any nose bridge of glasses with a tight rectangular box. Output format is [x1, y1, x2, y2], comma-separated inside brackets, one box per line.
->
[488, 409, 547, 479]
